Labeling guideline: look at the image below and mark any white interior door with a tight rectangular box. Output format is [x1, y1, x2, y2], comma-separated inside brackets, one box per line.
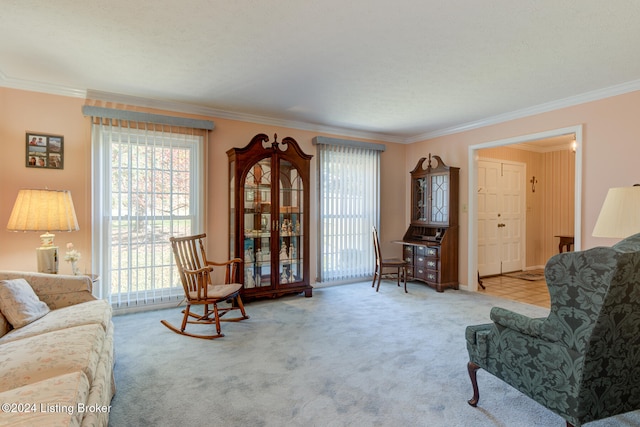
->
[477, 159, 525, 276]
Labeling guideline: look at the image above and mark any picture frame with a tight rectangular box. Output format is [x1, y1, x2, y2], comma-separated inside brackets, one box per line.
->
[26, 132, 64, 169]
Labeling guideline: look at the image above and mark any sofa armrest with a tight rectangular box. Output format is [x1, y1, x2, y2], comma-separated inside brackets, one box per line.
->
[0, 270, 95, 310]
[490, 306, 559, 342]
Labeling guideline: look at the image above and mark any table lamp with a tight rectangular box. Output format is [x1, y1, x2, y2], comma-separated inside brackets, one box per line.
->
[592, 185, 640, 238]
[6, 189, 79, 274]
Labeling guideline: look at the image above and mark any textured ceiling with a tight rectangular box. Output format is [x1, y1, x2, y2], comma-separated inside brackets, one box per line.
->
[2, 1, 640, 142]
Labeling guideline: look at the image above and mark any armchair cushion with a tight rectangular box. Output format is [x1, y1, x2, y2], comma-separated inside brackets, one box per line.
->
[0, 278, 50, 328]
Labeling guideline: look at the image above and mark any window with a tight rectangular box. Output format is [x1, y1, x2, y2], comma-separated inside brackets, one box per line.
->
[91, 122, 205, 309]
[314, 137, 384, 283]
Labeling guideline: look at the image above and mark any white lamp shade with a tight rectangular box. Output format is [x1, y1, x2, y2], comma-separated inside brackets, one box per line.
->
[7, 189, 79, 232]
[592, 186, 640, 238]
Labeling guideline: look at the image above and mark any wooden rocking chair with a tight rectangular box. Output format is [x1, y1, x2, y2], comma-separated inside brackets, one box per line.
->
[161, 233, 249, 339]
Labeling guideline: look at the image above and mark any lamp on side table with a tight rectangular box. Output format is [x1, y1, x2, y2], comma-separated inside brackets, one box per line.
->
[6, 189, 79, 274]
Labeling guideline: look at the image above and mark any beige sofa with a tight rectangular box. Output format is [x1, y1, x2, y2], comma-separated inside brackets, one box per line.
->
[0, 271, 115, 427]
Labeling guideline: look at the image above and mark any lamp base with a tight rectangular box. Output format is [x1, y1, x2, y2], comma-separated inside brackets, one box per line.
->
[37, 246, 59, 274]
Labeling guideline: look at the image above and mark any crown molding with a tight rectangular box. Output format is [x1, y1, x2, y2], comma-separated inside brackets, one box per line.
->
[4, 71, 640, 145]
[0, 70, 87, 99]
[406, 79, 640, 144]
[86, 90, 406, 144]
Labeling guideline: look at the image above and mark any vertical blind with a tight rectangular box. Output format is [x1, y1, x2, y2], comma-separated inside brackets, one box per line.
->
[90, 116, 206, 309]
[315, 138, 384, 282]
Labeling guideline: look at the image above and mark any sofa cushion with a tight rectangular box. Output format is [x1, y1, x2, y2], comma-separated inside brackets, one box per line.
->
[0, 371, 90, 427]
[0, 323, 105, 393]
[0, 299, 112, 345]
[0, 311, 11, 338]
[0, 278, 50, 328]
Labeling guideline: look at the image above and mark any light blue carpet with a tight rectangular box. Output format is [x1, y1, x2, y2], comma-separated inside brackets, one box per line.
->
[108, 281, 640, 426]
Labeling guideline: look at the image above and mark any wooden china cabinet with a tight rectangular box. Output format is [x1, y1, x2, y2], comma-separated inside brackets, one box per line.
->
[227, 133, 313, 299]
[402, 154, 459, 292]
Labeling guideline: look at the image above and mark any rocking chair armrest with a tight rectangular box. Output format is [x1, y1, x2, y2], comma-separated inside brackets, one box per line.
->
[490, 307, 559, 342]
[203, 258, 242, 284]
[205, 257, 242, 267]
[181, 266, 214, 276]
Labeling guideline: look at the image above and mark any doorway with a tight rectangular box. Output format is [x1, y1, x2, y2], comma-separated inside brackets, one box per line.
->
[477, 158, 526, 276]
[467, 125, 583, 292]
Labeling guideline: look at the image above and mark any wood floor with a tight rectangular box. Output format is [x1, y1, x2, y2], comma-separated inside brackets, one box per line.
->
[478, 273, 550, 308]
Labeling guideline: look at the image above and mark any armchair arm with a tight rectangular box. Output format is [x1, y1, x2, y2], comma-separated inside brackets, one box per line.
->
[490, 306, 560, 342]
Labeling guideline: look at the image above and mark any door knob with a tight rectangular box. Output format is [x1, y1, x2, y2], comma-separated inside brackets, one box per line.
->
[497, 223, 506, 228]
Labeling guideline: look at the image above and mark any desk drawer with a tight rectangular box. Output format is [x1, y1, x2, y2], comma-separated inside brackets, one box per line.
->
[414, 267, 428, 281]
[425, 269, 441, 283]
[425, 258, 440, 271]
[415, 245, 427, 256]
[403, 246, 414, 263]
[406, 266, 415, 278]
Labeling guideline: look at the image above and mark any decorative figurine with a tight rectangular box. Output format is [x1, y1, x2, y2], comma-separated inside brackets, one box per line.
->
[245, 269, 255, 288]
[279, 242, 288, 260]
[245, 247, 254, 263]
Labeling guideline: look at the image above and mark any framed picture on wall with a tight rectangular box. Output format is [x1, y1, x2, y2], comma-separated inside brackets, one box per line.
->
[26, 132, 64, 169]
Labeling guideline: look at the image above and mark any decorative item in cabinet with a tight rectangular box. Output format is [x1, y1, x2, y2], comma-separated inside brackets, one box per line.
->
[402, 154, 459, 292]
[227, 133, 312, 300]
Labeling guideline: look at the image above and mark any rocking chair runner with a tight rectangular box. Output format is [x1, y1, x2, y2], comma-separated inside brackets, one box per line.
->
[161, 233, 249, 339]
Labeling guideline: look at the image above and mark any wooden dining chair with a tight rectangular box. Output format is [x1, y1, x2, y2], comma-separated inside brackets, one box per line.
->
[372, 226, 408, 293]
[161, 233, 249, 339]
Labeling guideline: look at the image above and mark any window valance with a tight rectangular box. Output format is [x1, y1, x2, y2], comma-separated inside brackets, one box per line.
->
[82, 106, 215, 130]
[312, 136, 386, 152]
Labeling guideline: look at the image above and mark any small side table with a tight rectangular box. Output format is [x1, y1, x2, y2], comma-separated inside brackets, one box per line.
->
[555, 235, 574, 253]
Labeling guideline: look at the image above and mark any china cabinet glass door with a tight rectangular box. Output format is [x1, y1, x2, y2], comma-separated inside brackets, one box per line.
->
[429, 173, 449, 224]
[242, 158, 272, 289]
[413, 177, 427, 223]
[278, 158, 304, 285]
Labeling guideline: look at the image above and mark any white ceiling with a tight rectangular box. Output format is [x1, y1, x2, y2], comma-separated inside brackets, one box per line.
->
[2, 1, 640, 143]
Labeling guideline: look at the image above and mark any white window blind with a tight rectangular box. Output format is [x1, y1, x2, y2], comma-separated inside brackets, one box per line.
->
[90, 119, 205, 310]
[314, 138, 383, 283]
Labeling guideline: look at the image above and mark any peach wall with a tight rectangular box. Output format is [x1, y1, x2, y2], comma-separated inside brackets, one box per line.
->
[0, 87, 407, 284]
[0, 88, 92, 275]
[409, 90, 640, 289]
[4, 85, 640, 290]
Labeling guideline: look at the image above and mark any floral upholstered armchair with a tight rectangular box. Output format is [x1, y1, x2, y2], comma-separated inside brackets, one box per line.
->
[465, 233, 640, 427]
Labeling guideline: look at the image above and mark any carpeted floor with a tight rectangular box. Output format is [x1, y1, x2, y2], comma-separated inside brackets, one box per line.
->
[108, 281, 640, 427]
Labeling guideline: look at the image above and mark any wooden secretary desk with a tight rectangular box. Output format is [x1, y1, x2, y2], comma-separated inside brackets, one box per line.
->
[401, 154, 459, 292]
